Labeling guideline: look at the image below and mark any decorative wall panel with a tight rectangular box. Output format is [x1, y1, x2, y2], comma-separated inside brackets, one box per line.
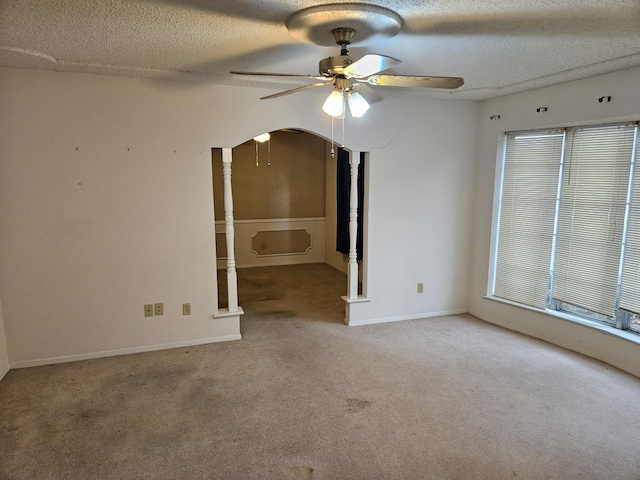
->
[251, 229, 311, 256]
[215, 218, 325, 268]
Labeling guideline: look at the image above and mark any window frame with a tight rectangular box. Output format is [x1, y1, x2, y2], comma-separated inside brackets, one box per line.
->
[488, 121, 640, 337]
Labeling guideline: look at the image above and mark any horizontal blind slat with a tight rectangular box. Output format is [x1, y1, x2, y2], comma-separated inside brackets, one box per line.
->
[494, 132, 562, 309]
[552, 124, 636, 317]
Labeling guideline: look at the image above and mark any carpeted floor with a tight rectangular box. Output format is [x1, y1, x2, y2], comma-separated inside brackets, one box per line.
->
[1, 263, 640, 479]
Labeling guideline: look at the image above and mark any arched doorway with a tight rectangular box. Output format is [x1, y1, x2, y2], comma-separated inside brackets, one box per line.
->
[211, 129, 367, 327]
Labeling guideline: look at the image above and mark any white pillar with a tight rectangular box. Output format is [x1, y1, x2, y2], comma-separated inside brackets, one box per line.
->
[222, 147, 239, 312]
[347, 151, 360, 299]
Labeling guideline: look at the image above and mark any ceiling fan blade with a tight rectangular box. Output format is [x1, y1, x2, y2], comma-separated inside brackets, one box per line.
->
[232, 71, 330, 81]
[344, 54, 401, 78]
[260, 82, 330, 100]
[367, 75, 464, 89]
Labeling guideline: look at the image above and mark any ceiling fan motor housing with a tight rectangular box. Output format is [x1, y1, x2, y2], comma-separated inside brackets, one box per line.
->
[319, 55, 353, 76]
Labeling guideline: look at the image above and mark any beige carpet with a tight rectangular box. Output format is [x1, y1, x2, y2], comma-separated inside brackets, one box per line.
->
[1, 263, 640, 479]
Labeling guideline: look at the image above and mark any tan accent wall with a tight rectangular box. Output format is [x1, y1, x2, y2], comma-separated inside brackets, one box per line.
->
[215, 233, 227, 258]
[213, 131, 326, 221]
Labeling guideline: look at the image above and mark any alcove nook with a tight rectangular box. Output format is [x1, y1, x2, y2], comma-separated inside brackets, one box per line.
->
[211, 129, 366, 326]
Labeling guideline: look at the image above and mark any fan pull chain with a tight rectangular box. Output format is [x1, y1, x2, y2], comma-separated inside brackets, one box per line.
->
[341, 115, 345, 147]
[267, 138, 271, 166]
[330, 116, 335, 159]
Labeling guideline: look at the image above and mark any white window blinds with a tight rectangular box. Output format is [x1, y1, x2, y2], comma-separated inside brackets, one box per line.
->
[619, 128, 640, 314]
[493, 132, 563, 309]
[552, 125, 636, 317]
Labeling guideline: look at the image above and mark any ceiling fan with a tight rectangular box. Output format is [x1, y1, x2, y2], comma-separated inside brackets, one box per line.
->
[231, 26, 464, 118]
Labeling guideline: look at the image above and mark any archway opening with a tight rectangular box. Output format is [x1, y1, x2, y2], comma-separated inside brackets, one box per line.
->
[212, 129, 365, 325]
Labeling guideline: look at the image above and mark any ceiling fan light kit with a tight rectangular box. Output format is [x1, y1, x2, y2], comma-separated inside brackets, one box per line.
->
[322, 89, 347, 118]
[347, 91, 370, 117]
[231, 3, 463, 122]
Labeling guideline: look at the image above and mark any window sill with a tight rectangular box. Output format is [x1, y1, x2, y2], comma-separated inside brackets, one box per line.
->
[482, 295, 640, 346]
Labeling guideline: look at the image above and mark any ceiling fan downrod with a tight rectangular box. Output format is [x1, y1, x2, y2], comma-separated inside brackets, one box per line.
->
[332, 27, 355, 55]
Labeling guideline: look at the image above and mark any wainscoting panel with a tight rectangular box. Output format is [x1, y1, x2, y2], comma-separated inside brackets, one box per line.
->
[251, 229, 311, 256]
[215, 218, 325, 268]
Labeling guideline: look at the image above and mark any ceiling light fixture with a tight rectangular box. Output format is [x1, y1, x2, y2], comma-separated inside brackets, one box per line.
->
[322, 88, 371, 119]
[253, 132, 271, 143]
[323, 84, 370, 158]
[253, 133, 271, 166]
[322, 78, 371, 159]
[322, 81, 370, 119]
[347, 91, 370, 118]
[322, 89, 346, 118]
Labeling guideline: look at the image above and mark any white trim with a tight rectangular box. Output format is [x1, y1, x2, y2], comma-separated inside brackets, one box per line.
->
[215, 217, 325, 225]
[213, 307, 244, 318]
[249, 228, 313, 257]
[347, 308, 468, 327]
[487, 134, 507, 295]
[346, 151, 361, 300]
[0, 364, 9, 381]
[10, 334, 242, 369]
[342, 295, 371, 304]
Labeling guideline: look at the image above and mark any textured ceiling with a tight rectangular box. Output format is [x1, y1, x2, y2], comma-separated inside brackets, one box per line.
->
[1, 0, 639, 100]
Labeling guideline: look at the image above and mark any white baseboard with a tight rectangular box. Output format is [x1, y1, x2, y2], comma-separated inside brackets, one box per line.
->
[324, 258, 348, 275]
[10, 334, 242, 369]
[0, 364, 9, 381]
[348, 308, 468, 327]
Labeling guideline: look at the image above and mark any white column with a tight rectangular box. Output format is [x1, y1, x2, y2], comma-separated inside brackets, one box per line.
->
[347, 151, 360, 299]
[222, 147, 239, 312]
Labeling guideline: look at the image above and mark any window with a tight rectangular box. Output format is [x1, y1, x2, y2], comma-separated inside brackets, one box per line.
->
[492, 122, 640, 334]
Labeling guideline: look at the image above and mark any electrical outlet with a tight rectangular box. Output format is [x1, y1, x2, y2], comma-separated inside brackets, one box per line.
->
[154, 303, 164, 316]
[182, 303, 191, 315]
[417, 283, 424, 294]
[144, 304, 154, 317]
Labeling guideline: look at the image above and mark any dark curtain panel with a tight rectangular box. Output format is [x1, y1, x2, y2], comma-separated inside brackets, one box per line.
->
[336, 148, 365, 260]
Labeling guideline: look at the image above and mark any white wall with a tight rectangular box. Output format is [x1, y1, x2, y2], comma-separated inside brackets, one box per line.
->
[469, 66, 640, 377]
[0, 298, 9, 380]
[347, 100, 479, 324]
[0, 67, 479, 367]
